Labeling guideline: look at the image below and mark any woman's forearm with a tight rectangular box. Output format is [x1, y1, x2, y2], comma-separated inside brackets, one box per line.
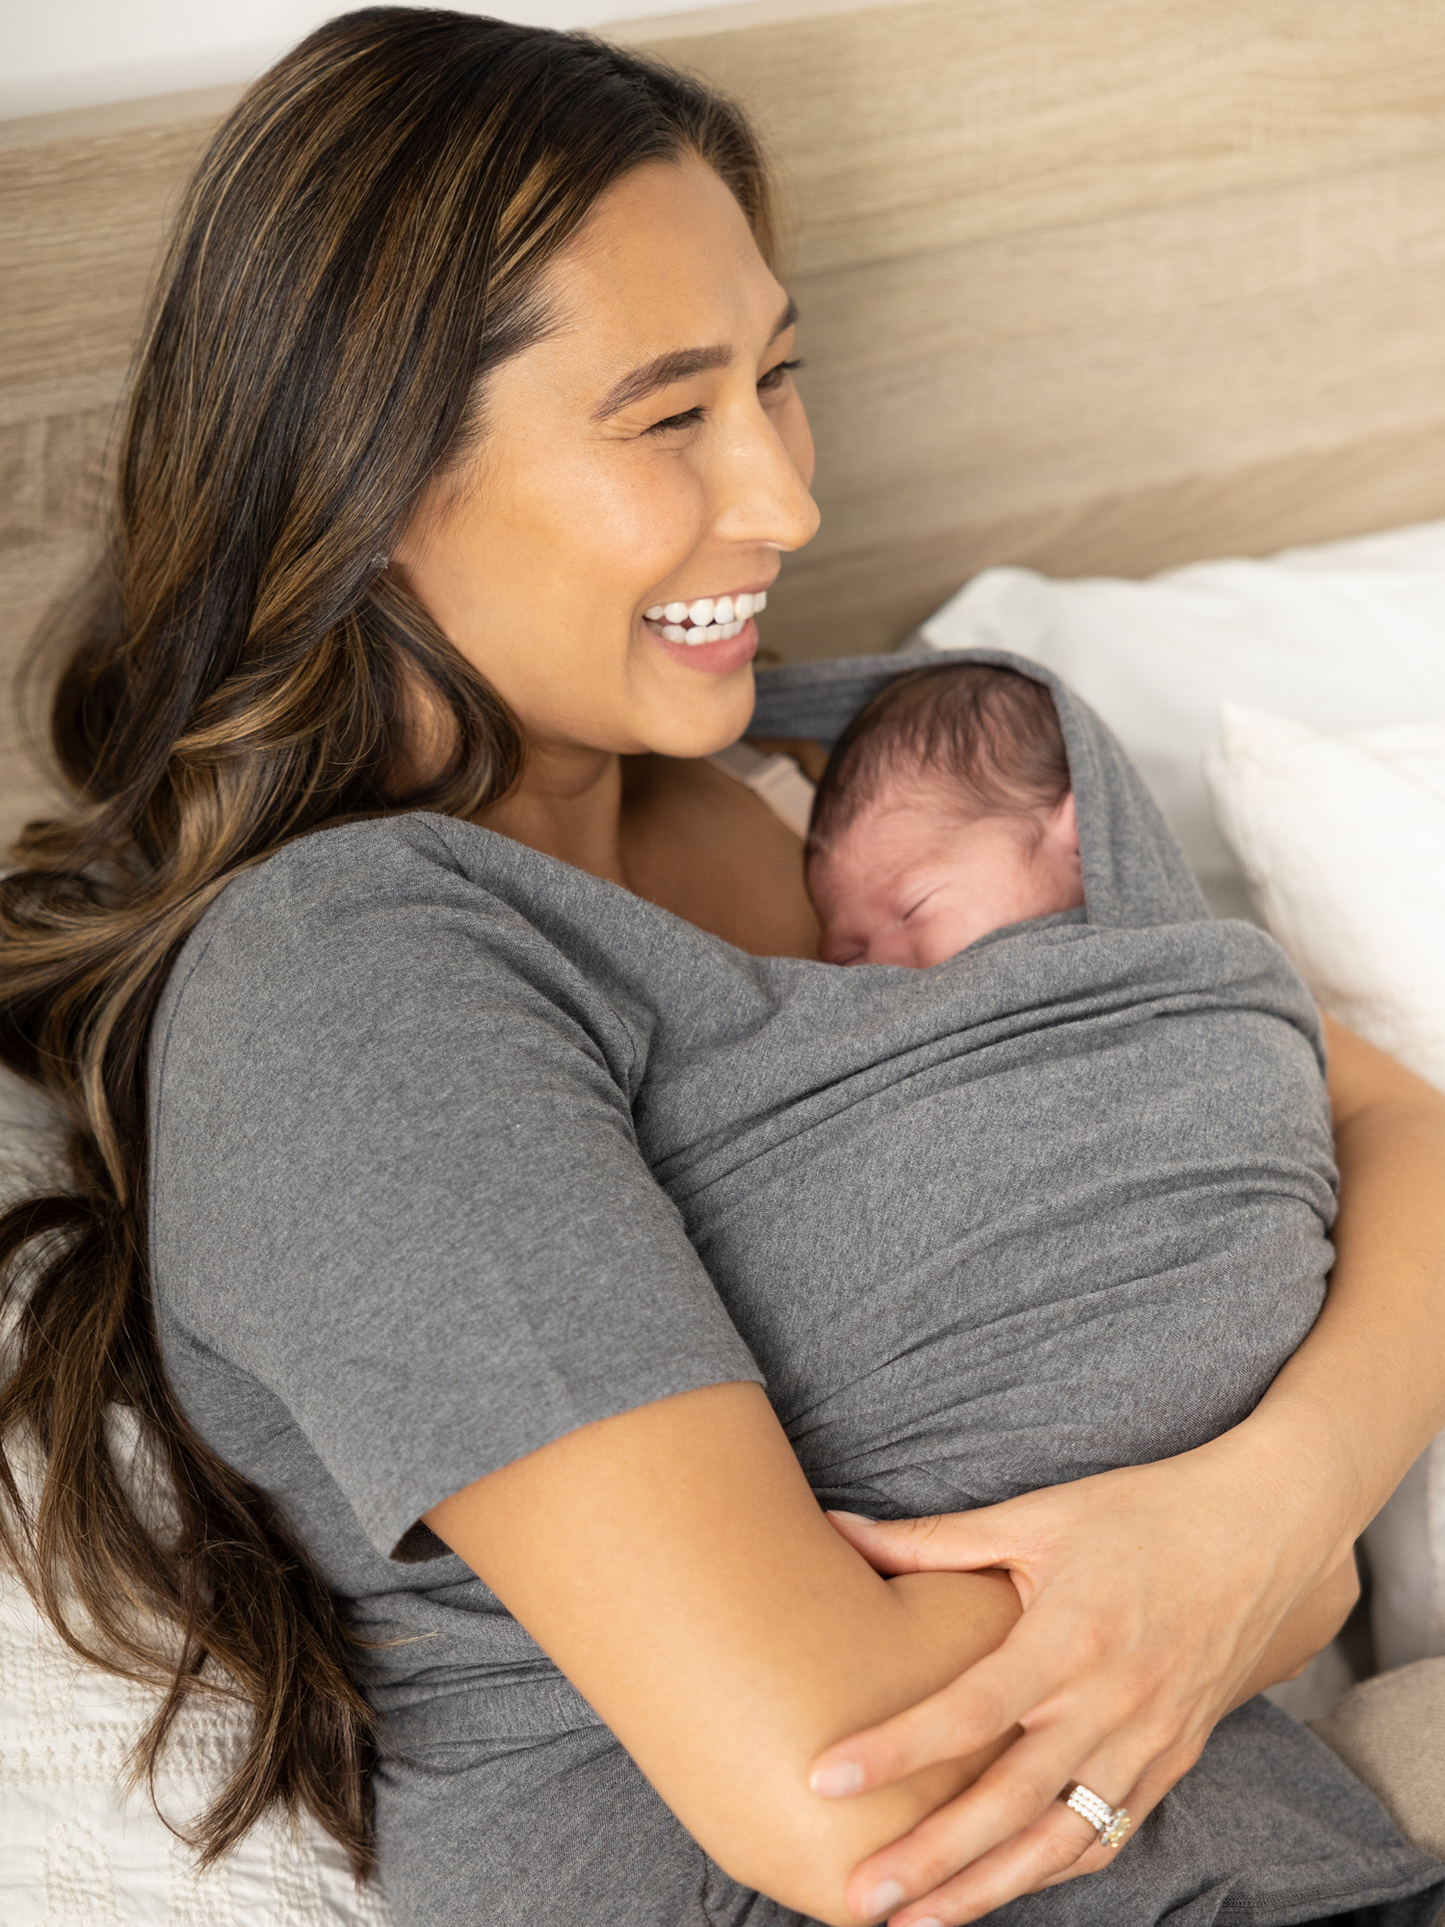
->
[1226, 1015, 1445, 1578]
[424, 1380, 1021, 1926]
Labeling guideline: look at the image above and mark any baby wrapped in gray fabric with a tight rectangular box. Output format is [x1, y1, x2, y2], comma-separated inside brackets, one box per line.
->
[646, 652, 1336, 1525]
[149, 647, 1445, 1925]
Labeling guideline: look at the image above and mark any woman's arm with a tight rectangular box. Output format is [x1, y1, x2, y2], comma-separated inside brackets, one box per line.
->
[425, 1379, 1022, 1926]
[800, 1016, 1445, 1927]
[1266, 1014, 1445, 1549]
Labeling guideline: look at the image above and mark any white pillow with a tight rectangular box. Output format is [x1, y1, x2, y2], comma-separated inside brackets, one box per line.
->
[915, 519, 1445, 918]
[1202, 706, 1445, 1675]
[1358, 1434, 1445, 1674]
[1202, 707, 1445, 1092]
[0, 1065, 66, 1212]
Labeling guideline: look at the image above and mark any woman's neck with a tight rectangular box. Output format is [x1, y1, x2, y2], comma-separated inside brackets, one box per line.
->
[478, 742, 629, 886]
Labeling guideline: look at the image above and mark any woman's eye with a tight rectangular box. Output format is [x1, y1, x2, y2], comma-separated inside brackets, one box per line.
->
[643, 406, 705, 437]
[759, 357, 802, 393]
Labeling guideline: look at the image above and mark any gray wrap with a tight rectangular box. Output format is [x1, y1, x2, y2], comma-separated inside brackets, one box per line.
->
[149, 650, 1445, 1925]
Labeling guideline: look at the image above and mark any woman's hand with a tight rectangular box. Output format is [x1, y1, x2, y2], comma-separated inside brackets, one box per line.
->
[809, 1433, 1361, 1927]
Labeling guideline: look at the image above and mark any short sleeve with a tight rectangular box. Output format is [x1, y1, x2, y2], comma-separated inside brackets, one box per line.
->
[148, 818, 762, 1560]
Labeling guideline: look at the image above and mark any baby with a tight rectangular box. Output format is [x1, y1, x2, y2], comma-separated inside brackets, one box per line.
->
[804, 661, 1086, 966]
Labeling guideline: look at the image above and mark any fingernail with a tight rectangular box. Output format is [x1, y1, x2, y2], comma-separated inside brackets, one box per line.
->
[826, 1509, 877, 1522]
[912, 1918, 945, 1927]
[811, 1760, 866, 1797]
[864, 1880, 907, 1916]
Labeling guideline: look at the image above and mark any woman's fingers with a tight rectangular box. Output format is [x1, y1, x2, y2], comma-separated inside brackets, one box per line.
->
[889, 1746, 1194, 1923]
[879, 1802, 1103, 1927]
[842, 1730, 1103, 1919]
[812, 1661, 1026, 1797]
[1030, 1747, 1193, 1891]
[837, 1701, 1187, 1923]
[818, 1446, 1343, 1918]
[825, 1508, 1016, 1578]
[811, 1589, 1148, 1797]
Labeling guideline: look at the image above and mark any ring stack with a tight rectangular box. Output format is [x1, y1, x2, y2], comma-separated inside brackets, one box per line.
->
[1063, 1782, 1133, 1849]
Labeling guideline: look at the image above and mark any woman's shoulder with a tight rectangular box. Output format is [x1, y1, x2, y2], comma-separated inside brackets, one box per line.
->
[202, 809, 545, 930]
[177, 809, 622, 975]
[153, 812, 656, 1092]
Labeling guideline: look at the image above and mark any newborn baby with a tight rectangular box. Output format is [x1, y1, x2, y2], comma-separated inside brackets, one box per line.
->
[805, 661, 1086, 967]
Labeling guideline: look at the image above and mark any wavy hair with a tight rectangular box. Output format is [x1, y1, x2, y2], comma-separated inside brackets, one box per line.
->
[0, 6, 772, 1875]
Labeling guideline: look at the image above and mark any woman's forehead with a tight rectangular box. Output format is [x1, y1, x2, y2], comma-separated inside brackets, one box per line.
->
[518, 160, 788, 405]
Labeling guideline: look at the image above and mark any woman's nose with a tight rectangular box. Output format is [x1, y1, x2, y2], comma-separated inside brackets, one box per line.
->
[712, 399, 820, 556]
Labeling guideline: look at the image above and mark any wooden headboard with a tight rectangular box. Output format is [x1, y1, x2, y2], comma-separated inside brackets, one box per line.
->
[7, 0, 1445, 843]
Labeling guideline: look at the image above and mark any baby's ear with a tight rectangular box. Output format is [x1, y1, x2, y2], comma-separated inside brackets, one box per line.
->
[1047, 790, 1081, 862]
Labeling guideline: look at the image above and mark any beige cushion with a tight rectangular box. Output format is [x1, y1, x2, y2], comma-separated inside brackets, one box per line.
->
[1312, 1658, 1445, 1861]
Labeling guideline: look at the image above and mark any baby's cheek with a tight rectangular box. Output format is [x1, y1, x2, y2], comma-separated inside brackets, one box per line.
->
[1039, 868, 1087, 917]
[913, 912, 977, 969]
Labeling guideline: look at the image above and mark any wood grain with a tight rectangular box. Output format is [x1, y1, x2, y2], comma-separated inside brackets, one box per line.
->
[767, 152, 1445, 653]
[0, 106, 224, 399]
[5, 0, 1445, 840]
[630, 0, 1445, 274]
[626, 0, 1445, 657]
[764, 418, 1445, 659]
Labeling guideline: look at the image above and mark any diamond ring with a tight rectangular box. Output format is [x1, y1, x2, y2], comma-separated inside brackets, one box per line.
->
[1062, 1781, 1133, 1848]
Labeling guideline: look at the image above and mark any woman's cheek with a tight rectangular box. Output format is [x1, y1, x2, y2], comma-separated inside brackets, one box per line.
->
[578, 450, 711, 601]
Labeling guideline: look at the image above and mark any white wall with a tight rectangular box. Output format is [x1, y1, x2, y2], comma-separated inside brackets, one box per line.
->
[2, 0, 723, 121]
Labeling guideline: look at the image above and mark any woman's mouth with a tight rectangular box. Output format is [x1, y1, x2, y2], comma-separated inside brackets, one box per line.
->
[642, 589, 766, 646]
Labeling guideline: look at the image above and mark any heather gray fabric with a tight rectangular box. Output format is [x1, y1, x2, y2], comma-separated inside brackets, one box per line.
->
[148, 650, 1445, 1925]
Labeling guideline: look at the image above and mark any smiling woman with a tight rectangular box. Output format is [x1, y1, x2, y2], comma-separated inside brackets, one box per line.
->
[394, 159, 818, 883]
[4, 12, 1445, 1927]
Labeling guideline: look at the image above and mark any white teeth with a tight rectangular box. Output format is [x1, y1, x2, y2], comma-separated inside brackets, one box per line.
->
[644, 589, 766, 642]
[680, 618, 746, 645]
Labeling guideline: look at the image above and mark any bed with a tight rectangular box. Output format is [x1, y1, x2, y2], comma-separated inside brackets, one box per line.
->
[4, 0, 1445, 1918]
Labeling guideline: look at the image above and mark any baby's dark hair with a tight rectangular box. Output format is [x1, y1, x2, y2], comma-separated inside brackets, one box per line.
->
[805, 662, 1071, 872]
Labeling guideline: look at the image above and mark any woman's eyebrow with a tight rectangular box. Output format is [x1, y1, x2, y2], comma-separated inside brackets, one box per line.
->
[592, 295, 799, 420]
[594, 345, 730, 420]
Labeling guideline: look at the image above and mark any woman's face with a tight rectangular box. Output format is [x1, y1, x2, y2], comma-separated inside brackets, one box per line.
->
[393, 157, 819, 761]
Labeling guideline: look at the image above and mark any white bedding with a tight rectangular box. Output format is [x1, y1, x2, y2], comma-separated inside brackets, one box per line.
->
[915, 517, 1445, 919]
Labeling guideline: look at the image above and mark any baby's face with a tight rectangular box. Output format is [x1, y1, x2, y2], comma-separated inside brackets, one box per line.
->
[810, 779, 1084, 968]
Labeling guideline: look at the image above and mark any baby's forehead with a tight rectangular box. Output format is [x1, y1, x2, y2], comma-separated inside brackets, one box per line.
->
[846, 769, 980, 841]
[816, 778, 976, 883]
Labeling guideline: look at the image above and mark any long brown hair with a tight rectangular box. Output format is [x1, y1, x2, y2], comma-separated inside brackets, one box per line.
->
[0, 8, 772, 1875]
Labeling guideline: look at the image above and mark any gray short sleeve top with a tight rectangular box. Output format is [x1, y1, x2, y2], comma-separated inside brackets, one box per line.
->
[149, 811, 762, 1569]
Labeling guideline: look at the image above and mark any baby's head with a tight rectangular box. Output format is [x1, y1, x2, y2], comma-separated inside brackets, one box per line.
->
[805, 664, 1084, 967]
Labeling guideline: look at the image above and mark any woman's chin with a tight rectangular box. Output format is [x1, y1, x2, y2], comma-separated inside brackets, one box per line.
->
[633, 617, 761, 757]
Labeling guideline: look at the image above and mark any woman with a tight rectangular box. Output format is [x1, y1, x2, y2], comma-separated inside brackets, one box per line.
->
[3, 12, 1444, 1925]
